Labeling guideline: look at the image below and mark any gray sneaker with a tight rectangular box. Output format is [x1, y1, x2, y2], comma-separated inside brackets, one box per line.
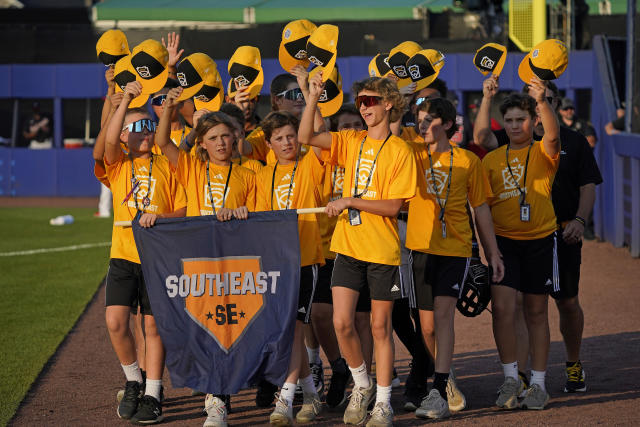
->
[496, 376, 522, 409]
[295, 391, 322, 424]
[269, 393, 293, 426]
[446, 369, 466, 412]
[204, 394, 228, 427]
[520, 384, 550, 410]
[343, 378, 376, 425]
[416, 389, 451, 419]
[365, 402, 394, 427]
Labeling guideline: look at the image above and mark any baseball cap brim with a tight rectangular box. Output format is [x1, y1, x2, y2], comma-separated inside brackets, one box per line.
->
[177, 80, 205, 101]
[194, 93, 223, 111]
[138, 68, 168, 95]
[518, 53, 535, 84]
[319, 89, 342, 117]
[278, 42, 310, 72]
[115, 84, 149, 108]
[246, 67, 264, 99]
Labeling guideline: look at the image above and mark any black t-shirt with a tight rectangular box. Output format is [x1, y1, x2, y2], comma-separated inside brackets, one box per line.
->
[493, 126, 603, 224]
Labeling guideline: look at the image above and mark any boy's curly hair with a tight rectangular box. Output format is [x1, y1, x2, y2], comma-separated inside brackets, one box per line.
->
[352, 77, 407, 123]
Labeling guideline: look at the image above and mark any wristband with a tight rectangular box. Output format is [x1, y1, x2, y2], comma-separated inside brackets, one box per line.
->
[574, 216, 586, 226]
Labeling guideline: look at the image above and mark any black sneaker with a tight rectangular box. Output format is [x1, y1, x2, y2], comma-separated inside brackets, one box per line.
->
[404, 362, 428, 411]
[130, 395, 163, 425]
[255, 379, 278, 407]
[117, 381, 141, 420]
[326, 367, 351, 408]
[564, 361, 587, 393]
[310, 362, 325, 396]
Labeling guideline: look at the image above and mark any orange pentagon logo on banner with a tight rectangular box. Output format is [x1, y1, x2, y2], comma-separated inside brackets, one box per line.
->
[182, 256, 267, 353]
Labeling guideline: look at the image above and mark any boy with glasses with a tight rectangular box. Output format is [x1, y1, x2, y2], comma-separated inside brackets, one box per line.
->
[300, 73, 417, 427]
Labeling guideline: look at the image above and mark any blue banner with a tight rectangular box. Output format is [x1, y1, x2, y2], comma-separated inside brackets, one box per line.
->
[132, 211, 301, 395]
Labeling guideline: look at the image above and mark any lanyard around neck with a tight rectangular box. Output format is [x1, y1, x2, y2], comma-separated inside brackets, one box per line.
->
[505, 141, 533, 204]
[271, 157, 299, 210]
[206, 161, 232, 213]
[426, 145, 453, 222]
[353, 132, 391, 198]
[130, 155, 153, 212]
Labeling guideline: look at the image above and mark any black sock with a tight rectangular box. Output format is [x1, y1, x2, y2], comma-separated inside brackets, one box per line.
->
[433, 372, 449, 400]
[330, 357, 348, 374]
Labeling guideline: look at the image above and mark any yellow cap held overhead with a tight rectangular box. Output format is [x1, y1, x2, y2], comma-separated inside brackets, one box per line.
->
[473, 43, 507, 77]
[518, 39, 569, 84]
[130, 39, 169, 95]
[306, 24, 339, 82]
[113, 55, 149, 108]
[309, 66, 343, 118]
[406, 49, 445, 92]
[96, 29, 130, 66]
[228, 46, 264, 100]
[279, 19, 318, 72]
[368, 53, 393, 78]
[175, 53, 218, 101]
[193, 69, 225, 112]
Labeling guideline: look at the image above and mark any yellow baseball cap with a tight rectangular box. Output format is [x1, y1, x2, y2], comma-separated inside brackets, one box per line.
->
[518, 39, 569, 84]
[228, 46, 264, 100]
[193, 69, 224, 112]
[309, 66, 343, 118]
[96, 29, 130, 66]
[406, 49, 445, 91]
[388, 41, 422, 80]
[306, 24, 339, 82]
[175, 53, 217, 101]
[473, 43, 507, 77]
[130, 39, 169, 95]
[113, 55, 149, 108]
[368, 53, 393, 78]
[279, 19, 317, 72]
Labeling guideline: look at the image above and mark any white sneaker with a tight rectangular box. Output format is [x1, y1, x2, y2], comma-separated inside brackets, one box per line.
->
[204, 394, 228, 427]
[416, 389, 451, 419]
[343, 377, 376, 425]
[269, 393, 293, 426]
[295, 391, 322, 423]
[447, 369, 466, 412]
[365, 401, 394, 427]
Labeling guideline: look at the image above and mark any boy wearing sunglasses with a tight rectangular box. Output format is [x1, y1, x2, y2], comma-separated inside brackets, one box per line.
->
[300, 74, 417, 427]
[252, 111, 326, 426]
[150, 80, 192, 155]
[104, 81, 187, 425]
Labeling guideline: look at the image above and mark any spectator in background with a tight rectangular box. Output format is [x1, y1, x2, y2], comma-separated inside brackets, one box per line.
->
[558, 98, 597, 147]
[605, 107, 625, 134]
[23, 102, 52, 148]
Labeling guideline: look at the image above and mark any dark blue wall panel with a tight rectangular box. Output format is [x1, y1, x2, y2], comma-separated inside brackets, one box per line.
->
[10, 148, 57, 196]
[56, 148, 99, 196]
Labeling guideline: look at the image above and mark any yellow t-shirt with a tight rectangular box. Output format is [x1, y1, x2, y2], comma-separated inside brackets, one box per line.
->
[400, 126, 423, 143]
[255, 151, 325, 267]
[94, 160, 109, 187]
[152, 125, 192, 156]
[406, 144, 491, 257]
[231, 155, 263, 175]
[317, 164, 345, 260]
[105, 153, 187, 264]
[246, 127, 269, 163]
[173, 151, 256, 217]
[482, 140, 559, 240]
[326, 129, 417, 265]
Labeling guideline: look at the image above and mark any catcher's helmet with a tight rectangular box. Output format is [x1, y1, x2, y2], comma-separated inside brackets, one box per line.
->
[456, 260, 492, 317]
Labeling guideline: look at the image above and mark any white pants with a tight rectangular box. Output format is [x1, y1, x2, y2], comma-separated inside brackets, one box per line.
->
[98, 183, 112, 217]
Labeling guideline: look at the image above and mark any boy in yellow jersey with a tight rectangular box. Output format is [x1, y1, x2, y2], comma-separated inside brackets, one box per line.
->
[149, 80, 192, 155]
[156, 86, 255, 223]
[219, 102, 264, 174]
[253, 111, 325, 426]
[405, 97, 504, 420]
[300, 74, 417, 427]
[475, 76, 561, 410]
[104, 81, 187, 425]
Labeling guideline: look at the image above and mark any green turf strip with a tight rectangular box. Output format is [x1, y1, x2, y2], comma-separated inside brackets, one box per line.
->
[0, 207, 112, 426]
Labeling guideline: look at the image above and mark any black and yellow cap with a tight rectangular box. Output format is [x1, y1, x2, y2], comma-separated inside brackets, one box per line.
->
[518, 39, 569, 84]
[175, 53, 218, 101]
[306, 24, 339, 82]
[368, 53, 393, 78]
[406, 49, 445, 91]
[388, 41, 422, 79]
[309, 66, 343, 118]
[130, 39, 169, 95]
[113, 55, 149, 108]
[228, 46, 264, 100]
[279, 19, 317, 72]
[96, 29, 130, 66]
[193, 68, 224, 112]
[473, 43, 507, 77]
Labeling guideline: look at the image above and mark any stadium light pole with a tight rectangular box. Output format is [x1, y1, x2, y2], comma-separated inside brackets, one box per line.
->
[625, 0, 635, 132]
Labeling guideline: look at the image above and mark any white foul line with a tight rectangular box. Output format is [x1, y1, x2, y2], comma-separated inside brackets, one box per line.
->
[0, 242, 111, 257]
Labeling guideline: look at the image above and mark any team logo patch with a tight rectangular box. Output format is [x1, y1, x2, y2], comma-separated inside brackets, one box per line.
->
[194, 94, 211, 102]
[136, 66, 151, 79]
[392, 65, 407, 78]
[128, 175, 157, 211]
[284, 29, 292, 40]
[319, 89, 328, 102]
[356, 158, 377, 191]
[274, 181, 296, 209]
[234, 75, 250, 87]
[176, 72, 188, 87]
[480, 56, 495, 70]
[532, 49, 539, 59]
[182, 257, 267, 353]
[204, 182, 230, 209]
[501, 164, 524, 190]
[425, 169, 449, 195]
[369, 68, 376, 77]
[294, 49, 307, 59]
[308, 56, 323, 66]
[408, 64, 421, 80]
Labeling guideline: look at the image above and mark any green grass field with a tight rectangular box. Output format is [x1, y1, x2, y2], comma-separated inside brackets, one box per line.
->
[0, 207, 112, 426]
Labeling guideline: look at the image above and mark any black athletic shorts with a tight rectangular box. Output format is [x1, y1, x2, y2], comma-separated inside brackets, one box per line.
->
[551, 235, 582, 300]
[331, 253, 401, 301]
[411, 251, 470, 311]
[105, 258, 153, 315]
[298, 265, 319, 323]
[495, 232, 559, 295]
[313, 258, 372, 312]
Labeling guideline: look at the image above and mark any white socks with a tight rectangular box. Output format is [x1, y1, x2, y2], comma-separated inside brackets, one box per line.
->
[306, 346, 322, 365]
[530, 370, 547, 391]
[349, 362, 370, 389]
[121, 361, 143, 384]
[300, 375, 316, 394]
[280, 382, 296, 407]
[145, 379, 162, 401]
[502, 361, 518, 381]
[376, 385, 392, 406]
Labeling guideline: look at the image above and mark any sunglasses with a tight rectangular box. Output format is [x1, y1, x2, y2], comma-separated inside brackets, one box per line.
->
[151, 94, 167, 106]
[123, 118, 157, 133]
[355, 95, 382, 109]
[276, 87, 304, 101]
[415, 95, 440, 106]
